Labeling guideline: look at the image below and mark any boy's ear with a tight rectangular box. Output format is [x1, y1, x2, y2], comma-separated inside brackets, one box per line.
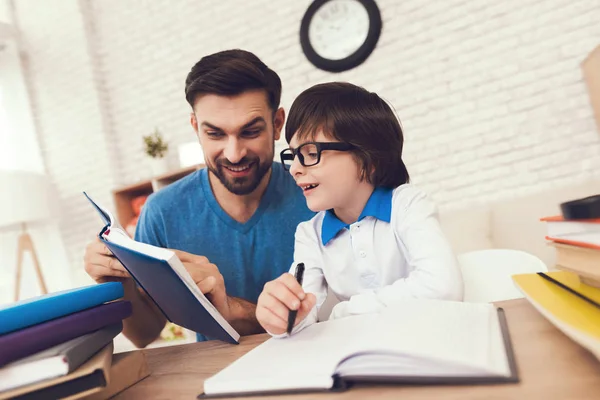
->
[361, 165, 376, 183]
[273, 107, 285, 141]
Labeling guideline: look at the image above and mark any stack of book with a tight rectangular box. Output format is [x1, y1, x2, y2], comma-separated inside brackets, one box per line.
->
[0, 282, 134, 399]
[541, 215, 600, 287]
[510, 211, 600, 362]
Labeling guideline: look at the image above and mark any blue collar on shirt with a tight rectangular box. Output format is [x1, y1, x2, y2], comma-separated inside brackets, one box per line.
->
[321, 187, 394, 245]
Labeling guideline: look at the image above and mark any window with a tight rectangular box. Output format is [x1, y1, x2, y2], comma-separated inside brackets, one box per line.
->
[0, 0, 10, 24]
[0, 38, 44, 173]
[0, 88, 11, 168]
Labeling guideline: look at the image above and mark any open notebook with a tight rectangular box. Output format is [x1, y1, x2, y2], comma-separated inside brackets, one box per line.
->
[84, 192, 239, 344]
[200, 300, 518, 397]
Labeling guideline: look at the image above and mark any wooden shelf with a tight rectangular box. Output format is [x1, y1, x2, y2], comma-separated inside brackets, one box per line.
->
[112, 164, 204, 230]
[582, 44, 600, 134]
[151, 164, 202, 191]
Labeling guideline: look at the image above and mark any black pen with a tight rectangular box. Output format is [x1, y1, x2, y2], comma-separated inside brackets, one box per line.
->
[286, 263, 305, 335]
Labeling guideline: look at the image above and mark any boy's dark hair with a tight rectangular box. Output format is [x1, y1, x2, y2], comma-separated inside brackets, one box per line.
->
[285, 82, 410, 188]
[185, 49, 282, 112]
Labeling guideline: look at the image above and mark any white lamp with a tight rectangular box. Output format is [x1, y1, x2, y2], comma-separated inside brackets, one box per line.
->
[178, 141, 204, 168]
[0, 170, 57, 301]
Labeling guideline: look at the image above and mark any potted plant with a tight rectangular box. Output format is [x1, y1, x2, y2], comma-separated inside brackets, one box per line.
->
[143, 128, 169, 176]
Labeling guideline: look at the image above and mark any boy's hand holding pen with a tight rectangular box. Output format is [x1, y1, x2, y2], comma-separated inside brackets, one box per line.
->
[286, 263, 305, 334]
[256, 263, 316, 336]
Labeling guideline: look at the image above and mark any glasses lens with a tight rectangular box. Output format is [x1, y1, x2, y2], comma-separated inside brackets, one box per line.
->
[299, 143, 319, 166]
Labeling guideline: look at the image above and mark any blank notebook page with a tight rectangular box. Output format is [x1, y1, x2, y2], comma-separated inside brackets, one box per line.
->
[337, 300, 507, 377]
[203, 300, 507, 395]
[203, 315, 376, 395]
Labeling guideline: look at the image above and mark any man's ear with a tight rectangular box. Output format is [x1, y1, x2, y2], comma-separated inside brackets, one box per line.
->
[273, 107, 285, 141]
[190, 112, 199, 135]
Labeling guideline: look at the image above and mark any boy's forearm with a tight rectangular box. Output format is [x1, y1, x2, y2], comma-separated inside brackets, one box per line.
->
[227, 296, 265, 336]
[121, 279, 167, 348]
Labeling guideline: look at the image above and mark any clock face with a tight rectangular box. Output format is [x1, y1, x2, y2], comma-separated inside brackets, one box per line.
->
[308, 0, 371, 61]
[300, 0, 382, 72]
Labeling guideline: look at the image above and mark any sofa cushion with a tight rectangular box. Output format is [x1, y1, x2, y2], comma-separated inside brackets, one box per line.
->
[438, 205, 493, 254]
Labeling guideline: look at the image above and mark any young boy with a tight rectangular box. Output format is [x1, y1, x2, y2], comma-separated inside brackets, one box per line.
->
[256, 82, 463, 336]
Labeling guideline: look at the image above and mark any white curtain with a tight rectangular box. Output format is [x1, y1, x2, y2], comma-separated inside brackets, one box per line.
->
[0, 36, 72, 305]
[0, 39, 44, 173]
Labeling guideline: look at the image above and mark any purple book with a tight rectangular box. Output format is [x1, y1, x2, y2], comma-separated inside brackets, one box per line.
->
[0, 300, 132, 366]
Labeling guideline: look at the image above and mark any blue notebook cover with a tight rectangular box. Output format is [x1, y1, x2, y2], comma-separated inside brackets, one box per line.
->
[0, 301, 131, 366]
[102, 238, 239, 344]
[0, 282, 124, 335]
[83, 191, 240, 345]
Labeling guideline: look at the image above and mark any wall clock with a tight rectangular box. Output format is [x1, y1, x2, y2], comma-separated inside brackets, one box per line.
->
[300, 0, 382, 73]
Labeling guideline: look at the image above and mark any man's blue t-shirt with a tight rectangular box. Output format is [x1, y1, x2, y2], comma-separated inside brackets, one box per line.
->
[134, 162, 314, 341]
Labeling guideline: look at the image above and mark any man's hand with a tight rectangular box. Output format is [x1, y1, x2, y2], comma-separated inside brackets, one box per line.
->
[172, 250, 231, 320]
[84, 242, 262, 337]
[83, 237, 165, 348]
[84, 238, 130, 283]
[172, 250, 265, 335]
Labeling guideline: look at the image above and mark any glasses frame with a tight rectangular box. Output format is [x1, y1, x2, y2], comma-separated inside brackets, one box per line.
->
[280, 142, 355, 171]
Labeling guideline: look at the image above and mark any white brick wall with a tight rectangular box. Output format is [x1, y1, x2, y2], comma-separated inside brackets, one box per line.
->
[11, 0, 117, 271]
[10, 0, 600, 271]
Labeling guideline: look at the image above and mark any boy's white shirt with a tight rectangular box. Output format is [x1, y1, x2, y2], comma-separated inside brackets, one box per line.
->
[274, 183, 463, 338]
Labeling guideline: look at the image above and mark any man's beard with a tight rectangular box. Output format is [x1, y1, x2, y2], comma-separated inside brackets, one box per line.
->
[208, 154, 273, 195]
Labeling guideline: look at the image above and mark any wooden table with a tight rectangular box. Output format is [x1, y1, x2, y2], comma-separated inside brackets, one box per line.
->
[115, 299, 600, 399]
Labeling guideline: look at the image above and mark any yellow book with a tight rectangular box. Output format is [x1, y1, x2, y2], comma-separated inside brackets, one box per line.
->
[512, 271, 600, 359]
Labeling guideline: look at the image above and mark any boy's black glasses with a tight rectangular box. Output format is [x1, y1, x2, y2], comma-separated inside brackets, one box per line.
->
[280, 142, 355, 171]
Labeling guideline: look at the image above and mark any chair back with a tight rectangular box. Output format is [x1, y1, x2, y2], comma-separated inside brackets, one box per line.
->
[459, 249, 548, 303]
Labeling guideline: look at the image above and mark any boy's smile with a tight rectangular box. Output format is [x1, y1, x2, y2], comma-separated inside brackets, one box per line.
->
[298, 183, 319, 193]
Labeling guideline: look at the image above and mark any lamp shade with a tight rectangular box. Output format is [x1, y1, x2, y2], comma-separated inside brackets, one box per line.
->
[0, 170, 56, 229]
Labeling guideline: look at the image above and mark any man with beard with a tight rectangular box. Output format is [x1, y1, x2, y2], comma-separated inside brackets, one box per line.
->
[83, 50, 314, 346]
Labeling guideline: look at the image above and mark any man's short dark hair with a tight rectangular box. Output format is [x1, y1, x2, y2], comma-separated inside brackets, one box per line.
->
[285, 82, 410, 188]
[185, 49, 282, 112]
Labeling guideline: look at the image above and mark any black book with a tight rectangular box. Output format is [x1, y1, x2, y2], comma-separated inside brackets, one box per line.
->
[0, 323, 122, 394]
[84, 191, 240, 344]
[1, 342, 113, 400]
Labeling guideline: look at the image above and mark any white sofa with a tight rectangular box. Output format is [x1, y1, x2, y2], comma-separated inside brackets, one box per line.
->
[438, 178, 600, 268]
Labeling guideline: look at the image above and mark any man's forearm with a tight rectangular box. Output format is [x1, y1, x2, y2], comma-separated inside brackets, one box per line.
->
[121, 279, 167, 348]
[227, 296, 265, 335]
